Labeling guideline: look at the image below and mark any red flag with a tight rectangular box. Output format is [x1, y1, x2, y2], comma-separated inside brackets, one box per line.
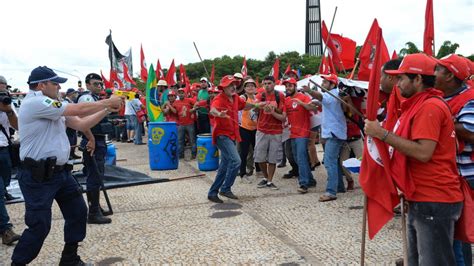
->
[391, 50, 398, 60]
[358, 19, 390, 81]
[284, 63, 291, 75]
[255, 76, 260, 88]
[329, 33, 357, 70]
[241, 57, 248, 77]
[424, 0, 434, 56]
[155, 59, 164, 81]
[359, 26, 399, 239]
[100, 70, 113, 89]
[269, 58, 280, 82]
[166, 59, 176, 86]
[122, 62, 136, 85]
[179, 64, 190, 92]
[109, 69, 124, 88]
[210, 64, 215, 84]
[321, 21, 345, 71]
[140, 44, 148, 82]
[319, 55, 335, 74]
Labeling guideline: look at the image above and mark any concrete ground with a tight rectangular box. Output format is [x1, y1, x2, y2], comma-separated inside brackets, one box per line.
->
[1, 139, 407, 265]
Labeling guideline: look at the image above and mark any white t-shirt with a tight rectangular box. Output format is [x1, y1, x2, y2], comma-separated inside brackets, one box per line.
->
[0, 112, 10, 147]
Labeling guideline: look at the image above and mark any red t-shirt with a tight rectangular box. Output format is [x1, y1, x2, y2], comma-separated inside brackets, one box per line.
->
[285, 93, 311, 138]
[346, 97, 363, 138]
[165, 101, 178, 122]
[211, 93, 246, 143]
[256, 90, 286, 134]
[172, 98, 196, 126]
[406, 98, 463, 203]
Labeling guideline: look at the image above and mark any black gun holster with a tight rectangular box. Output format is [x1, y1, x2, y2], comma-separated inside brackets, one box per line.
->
[21, 156, 59, 182]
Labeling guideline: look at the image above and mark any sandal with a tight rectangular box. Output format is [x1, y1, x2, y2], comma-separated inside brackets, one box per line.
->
[319, 194, 337, 202]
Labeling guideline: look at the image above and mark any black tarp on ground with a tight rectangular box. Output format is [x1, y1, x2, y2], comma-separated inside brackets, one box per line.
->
[5, 165, 161, 205]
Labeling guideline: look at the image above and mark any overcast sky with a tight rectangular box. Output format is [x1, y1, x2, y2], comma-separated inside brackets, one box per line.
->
[1, 0, 473, 91]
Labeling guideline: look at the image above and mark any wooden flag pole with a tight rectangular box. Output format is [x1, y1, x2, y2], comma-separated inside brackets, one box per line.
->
[316, 6, 338, 73]
[400, 196, 408, 265]
[193, 41, 210, 79]
[361, 195, 368, 266]
[348, 58, 360, 80]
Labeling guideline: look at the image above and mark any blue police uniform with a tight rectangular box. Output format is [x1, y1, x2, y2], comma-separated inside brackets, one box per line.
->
[12, 86, 87, 264]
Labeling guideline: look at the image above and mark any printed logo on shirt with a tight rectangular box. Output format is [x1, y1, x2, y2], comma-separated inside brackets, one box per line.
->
[52, 101, 62, 108]
[42, 98, 53, 107]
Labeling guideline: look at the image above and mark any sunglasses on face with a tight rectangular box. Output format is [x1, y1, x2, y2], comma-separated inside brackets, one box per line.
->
[92, 82, 104, 87]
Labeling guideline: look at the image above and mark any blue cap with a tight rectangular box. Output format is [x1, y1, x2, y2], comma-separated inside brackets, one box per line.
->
[66, 88, 77, 95]
[27, 66, 68, 84]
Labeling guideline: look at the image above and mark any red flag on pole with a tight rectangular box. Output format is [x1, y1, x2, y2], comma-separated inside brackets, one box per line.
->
[140, 44, 148, 82]
[166, 59, 176, 86]
[155, 59, 164, 81]
[358, 19, 390, 81]
[359, 26, 399, 239]
[321, 20, 345, 72]
[269, 58, 280, 82]
[110, 69, 124, 89]
[122, 62, 136, 85]
[101, 70, 113, 89]
[423, 0, 435, 56]
[284, 63, 291, 76]
[329, 33, 357, 70]
[210, 64, 215, 85]
[391, 50, 398, 60]
[241, 57, 248, 77]
[319, 55, 335, 74]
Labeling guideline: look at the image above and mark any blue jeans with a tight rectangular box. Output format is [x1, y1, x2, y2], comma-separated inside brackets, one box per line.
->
[0, 148, 12, 233]
[291, 138, 313, 187]
[208, 136, 241, 196]
[323, 137, 345, 196]
[178, 124, 196, 157]
[407, 201, 463, 266]
[12, 169, 87, 264]
[134, 115, 143, 144]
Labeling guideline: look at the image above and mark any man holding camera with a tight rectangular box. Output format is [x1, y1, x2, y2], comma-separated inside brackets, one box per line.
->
[0, 75, 21, 246]
[11, 66, 122, 265]
[77, 73, 114, 224]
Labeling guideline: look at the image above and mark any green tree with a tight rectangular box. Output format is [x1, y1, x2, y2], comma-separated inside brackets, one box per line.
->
[435, 40, 459, 58]
[399, 42, 420, 57]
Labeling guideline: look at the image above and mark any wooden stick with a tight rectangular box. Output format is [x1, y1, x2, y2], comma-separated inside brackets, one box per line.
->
[348, 58, 361, 80]
[193, 41, 210, 79]
[361, 195, 368, 266]
[309, 79, 365, 119]
[400, 196, 408, 265]
[317, 6, 340, 73]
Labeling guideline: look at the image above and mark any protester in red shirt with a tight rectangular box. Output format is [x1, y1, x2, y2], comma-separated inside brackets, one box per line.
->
[365, 53, 463, 265]
[171, 88, 196, 159]
[254, 76, 286, 190]
[283, 78, 317, 193]
[207, 75, 258, 203]
[162, 90, 178, 122]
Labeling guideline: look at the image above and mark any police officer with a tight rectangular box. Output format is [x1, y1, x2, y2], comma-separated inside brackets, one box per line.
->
[77, 73, 113, 224]
[11, 66, 122, 265]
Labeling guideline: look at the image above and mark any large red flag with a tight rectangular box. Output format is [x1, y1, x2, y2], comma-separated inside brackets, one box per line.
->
[210, 64, 215, 85]
[319, 55, 335, 74]
[329, 33, 357, 70]
[284, 63, 291, 75]
[109, 69, 124, 89]
[100, 70, 113, 89]
[166, 59, 177, 86]
[140, 44, 148, 82]
[269, 58, 280, 82]
[155, 59, 164, 81]
[358, 19, 390, 81]
[241, 57, 248, 77]
[122, 62, 136, 85]
[359, 26, 399, 239]
[321, 20, 345, 71]
[423, 0, 434, 56]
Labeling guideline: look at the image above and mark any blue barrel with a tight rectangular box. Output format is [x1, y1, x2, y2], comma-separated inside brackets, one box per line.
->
[105, 142, 116, 166]
[197, 133, 219, 171]
[148, 122, 179, 170]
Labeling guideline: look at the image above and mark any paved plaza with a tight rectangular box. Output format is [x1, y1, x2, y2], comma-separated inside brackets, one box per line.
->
[1, 140, 406, 265]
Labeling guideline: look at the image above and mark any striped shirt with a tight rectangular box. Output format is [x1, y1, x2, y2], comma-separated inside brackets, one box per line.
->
[444, 85, 474, 187]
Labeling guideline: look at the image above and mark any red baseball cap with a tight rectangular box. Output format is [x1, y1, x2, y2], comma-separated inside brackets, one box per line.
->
[435, 54, 470, 81]
[385, 53, 437, 76]
[218, 75, 239, 90]
[320, 73, 338, 85]
[177, 87, 185, 91]
[168, 90, 177, 96]
[208, 86, 219, 93]
[282, 78, 297, 86]
[285, 69, 299, 78]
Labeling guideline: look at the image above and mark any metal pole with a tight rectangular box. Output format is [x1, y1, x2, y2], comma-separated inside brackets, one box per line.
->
[193, 42, 210, 78]
[361, 196, 368, 266]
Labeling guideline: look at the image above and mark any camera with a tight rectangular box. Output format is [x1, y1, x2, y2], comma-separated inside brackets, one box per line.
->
[0, 91, 12, 105]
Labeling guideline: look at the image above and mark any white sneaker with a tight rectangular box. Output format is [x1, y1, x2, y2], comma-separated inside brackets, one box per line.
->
[241, 175, 253, 184]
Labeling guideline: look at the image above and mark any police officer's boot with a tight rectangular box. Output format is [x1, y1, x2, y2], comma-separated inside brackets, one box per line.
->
[86, 191, 111, 224]
[59, 243, 86, 266]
